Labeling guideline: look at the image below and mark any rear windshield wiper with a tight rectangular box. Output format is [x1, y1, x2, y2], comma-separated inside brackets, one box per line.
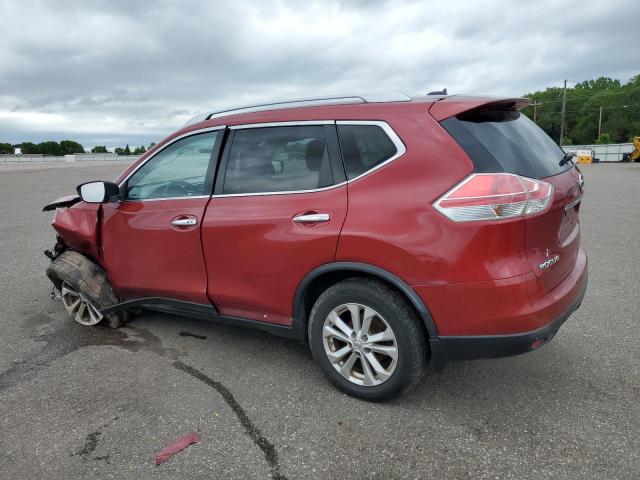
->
[559, 151, 575, 167]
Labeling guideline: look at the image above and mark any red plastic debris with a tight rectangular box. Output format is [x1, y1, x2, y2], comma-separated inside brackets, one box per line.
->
[155, 432, 199, 465]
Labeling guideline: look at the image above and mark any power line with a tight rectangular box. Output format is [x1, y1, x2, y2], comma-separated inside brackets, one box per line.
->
[522, 86, 640, 106]
[532, 103, 640, 118]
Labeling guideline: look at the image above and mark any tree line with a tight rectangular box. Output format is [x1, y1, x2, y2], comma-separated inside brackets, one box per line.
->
[522, 74, 640, 145]
[0, 141, 156, 155]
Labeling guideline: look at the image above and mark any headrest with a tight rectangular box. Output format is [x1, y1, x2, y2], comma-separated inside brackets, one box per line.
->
[305, 139, 326, 171]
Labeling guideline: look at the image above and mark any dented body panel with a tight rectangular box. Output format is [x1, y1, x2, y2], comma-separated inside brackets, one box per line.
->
[51, 203, 101, 262]
[42, 194, 81, 212]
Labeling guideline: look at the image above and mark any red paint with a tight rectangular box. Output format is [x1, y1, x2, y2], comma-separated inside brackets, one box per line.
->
[52, 95, 587, 341]
[201, 187, 347, 324]
[428, 95, 530, 121]
[524, 168, 583, 292]
[155, 432, 199, 465]
[51, 203, 101, 261]
[415, 247, 587, 335]
[100, 197, 210, 303]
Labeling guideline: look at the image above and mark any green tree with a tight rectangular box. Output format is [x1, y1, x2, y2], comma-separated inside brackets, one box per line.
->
[59, 140, 85, 154]
[596, 133, 611, 144]
[38, 141, 62, 155]
[133, 145, 146, 155]
[123, 144, 131, 155]
[114, 147, 125, 155]
[18, 140, 85, 155]
[522, 74, 640, 144]
[91, 145, 108, 153]
[20, 142, 40, 154]
[0, 143, 14, 154]
[148, 142, 157, 149]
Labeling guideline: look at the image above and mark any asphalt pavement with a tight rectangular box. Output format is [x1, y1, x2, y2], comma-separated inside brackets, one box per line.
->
[0, 161, 638, 479]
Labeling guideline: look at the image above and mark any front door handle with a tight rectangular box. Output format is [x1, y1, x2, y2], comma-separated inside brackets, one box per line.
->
[171, 218, 198, 226]
[292, 213, 330, 223]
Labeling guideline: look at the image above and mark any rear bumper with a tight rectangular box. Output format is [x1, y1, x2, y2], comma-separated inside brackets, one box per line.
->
[425, 247, 588, 365]
[433, 275, 586, 362]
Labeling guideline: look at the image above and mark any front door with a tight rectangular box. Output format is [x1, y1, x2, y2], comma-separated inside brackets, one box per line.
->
[101, 128, 223, 303]
[201, 123, 348, 325]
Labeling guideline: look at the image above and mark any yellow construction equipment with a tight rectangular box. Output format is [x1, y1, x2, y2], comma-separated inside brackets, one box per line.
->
[575, 149, 594, 164]
[631, 136, 640, 162]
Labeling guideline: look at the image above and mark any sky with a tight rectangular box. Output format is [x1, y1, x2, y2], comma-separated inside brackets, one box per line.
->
[0, 0, 637, 149]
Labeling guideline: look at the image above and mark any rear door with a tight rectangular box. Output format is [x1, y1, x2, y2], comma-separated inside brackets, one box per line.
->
[201, 122, 347, 325]
[440, 107, 583, 290]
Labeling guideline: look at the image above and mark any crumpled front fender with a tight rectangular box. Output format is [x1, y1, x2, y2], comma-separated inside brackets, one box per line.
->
[51, 202, 101, 261]
[43, 194, 81, 211]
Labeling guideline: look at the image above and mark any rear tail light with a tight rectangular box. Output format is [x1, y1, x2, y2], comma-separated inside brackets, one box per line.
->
[434, 173, 554, 222]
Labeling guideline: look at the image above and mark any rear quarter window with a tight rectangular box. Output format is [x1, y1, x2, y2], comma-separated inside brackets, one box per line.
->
[337, 124, 398, 180]
[441, 109, 570, 179]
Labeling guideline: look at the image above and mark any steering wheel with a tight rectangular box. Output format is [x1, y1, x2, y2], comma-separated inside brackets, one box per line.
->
[158, 180, 195, 198]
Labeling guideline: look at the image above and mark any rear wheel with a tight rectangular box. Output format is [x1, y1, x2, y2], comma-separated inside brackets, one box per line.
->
[308, 278, 427, 401]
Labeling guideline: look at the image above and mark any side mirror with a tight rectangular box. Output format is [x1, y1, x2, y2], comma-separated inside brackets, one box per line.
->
[76, 181, 120, 203]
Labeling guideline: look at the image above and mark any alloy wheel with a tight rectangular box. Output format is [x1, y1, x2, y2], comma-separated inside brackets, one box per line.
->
[60, 282, 104, 326]
[322, 303, 398, 386]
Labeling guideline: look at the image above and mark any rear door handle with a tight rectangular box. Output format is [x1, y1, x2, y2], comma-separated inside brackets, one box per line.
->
[292, 213, 330, 223]
[171, 218, 198, 226]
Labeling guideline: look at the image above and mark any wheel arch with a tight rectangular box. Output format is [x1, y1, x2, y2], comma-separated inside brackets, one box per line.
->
[292, 262, 440, 340]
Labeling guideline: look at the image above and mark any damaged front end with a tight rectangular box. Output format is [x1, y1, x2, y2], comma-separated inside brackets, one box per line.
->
[45, 200, 102, 261]
[42, 194, 81, 212]
[43, 192, 128, 328]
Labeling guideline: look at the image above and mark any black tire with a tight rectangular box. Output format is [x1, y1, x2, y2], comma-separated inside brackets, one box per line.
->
[46, 250, 128, 328]
[308, 278, 427, 401]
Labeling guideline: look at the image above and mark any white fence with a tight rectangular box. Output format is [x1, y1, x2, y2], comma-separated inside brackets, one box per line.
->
[0, 153, 140, 163]
[2, 144, 635, 164]
[563, 143, 634, 162]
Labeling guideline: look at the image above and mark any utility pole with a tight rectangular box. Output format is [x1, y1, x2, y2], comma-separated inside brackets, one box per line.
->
[533, 102, 538, 122]
[598, 105, 603, 138]
[559, 79, 567, 145]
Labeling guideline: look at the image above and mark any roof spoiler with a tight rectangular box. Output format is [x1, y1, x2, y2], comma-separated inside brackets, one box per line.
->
[429, 96, 531, 121]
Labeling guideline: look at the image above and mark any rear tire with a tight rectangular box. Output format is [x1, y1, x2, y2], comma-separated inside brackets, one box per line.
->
[47, 250, 127, 328]
[308, 278, 427, 401]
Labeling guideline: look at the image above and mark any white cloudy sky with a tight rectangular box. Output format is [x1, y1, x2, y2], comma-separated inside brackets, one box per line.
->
[0, 0, 636, 148]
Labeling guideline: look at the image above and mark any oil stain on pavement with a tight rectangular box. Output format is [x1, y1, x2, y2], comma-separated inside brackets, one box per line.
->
[0, 308, 287, 477]
[0, 312, 169, 392]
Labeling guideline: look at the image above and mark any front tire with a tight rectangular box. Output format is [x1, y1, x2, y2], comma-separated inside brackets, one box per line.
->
[47, 250, 127, 328]
[308, 278, 427, 401]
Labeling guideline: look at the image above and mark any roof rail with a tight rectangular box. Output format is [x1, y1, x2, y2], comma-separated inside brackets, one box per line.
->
[183, 92, 412, 127]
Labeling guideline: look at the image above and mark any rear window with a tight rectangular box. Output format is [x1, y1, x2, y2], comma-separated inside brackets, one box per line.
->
[441, 108, 570, 179]
[337, 125, 398, 180]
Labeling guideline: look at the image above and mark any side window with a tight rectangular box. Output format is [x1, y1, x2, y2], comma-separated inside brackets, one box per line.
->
[337, 124, 398, 180]
[125, 131, 219, 200]
[223, 126, 332, 194]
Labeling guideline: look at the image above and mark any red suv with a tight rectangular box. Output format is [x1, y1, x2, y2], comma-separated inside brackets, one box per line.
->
[44, 93, 587, 400]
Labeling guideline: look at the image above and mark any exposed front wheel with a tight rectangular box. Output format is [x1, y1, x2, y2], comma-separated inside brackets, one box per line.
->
[47, 250, 128, 328]
[61, 281, 104, 326]
[308, 278, 427, 401]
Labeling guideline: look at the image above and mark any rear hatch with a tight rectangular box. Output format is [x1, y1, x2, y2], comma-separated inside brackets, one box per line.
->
[437, 101, 583, 291]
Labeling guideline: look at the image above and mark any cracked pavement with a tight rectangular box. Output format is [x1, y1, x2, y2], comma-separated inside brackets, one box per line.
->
[0, 161, 639, 479]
